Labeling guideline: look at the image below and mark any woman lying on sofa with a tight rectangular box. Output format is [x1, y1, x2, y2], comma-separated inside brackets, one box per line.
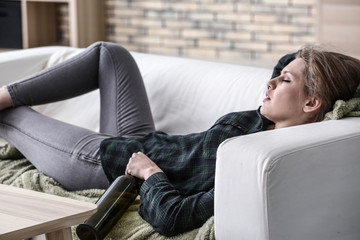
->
[0, 42, 359, 236]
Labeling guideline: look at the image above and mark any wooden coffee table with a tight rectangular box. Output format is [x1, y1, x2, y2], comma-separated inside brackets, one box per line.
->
[0, 184, 97, 240]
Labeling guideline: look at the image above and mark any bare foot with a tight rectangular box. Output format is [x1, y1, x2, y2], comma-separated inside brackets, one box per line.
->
[0, 88, 13, 110]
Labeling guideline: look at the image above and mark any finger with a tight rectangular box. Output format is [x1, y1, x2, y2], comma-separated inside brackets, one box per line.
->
[125, 160, 131, 175]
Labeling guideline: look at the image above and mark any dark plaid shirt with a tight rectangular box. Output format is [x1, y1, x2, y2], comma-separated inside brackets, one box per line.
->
[100, 109, 271, 236]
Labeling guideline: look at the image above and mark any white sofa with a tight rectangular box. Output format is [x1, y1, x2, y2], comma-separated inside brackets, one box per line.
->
[1, 45, 360, 240]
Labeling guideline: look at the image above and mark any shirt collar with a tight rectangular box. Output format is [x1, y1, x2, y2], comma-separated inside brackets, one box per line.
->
[256, 106, 274, 131]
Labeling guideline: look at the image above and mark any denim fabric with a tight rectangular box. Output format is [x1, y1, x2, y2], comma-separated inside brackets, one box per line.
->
[0, 42, 154, 190]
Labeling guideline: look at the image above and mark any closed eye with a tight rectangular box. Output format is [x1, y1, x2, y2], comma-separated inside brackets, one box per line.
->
[283, 79, 291, 83]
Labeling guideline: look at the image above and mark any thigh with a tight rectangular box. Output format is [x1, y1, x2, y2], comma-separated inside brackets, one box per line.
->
[0, 106, 110, 190]
[97, 42, 155, 137]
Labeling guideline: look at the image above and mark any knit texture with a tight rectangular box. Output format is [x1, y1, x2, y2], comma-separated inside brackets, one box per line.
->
[324, 98, 360, 120]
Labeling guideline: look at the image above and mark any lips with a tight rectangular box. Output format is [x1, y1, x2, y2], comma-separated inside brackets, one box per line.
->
[263, 92, 271, 102]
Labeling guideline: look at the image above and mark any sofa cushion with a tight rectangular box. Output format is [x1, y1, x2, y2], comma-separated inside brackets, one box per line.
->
[133, 53, 272, 134]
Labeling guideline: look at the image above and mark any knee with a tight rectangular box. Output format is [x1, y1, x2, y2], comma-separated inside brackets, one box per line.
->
[93, 41, 129, 54]
[96, 42, 135, 65]
[87, 41, 129, 55]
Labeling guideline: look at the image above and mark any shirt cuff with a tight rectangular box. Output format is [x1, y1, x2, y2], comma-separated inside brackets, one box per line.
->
[140, 172, 169, 194]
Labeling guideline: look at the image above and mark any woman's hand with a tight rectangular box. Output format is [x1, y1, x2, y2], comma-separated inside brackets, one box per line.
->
[126, 152, 163, 181]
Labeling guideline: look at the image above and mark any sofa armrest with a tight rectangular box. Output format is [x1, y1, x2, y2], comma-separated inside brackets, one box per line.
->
[215, 118, 360, 240]
[0, 47, 76, 85]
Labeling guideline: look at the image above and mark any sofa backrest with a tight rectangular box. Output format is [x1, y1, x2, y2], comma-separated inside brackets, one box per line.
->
[133, 52, 272, 134]
[0, 47, 273, 135]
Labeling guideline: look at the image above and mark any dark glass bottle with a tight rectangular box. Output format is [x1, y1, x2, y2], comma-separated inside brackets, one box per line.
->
[76, 175, 139, 240]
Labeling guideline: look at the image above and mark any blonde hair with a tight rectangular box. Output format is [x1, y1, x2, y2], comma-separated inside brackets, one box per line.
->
[296, 46, 360, 122]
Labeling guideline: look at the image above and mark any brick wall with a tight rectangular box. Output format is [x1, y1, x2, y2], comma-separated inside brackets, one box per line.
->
[58, 0, 318, 67]
[105, 0, 317, 67]
[57, 3, 69, 46]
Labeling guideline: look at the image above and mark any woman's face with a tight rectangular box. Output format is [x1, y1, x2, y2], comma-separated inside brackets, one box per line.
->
[260, 58, 311, 128]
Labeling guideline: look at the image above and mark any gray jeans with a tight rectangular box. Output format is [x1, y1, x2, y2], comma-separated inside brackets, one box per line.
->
[0, 42, 155, 190]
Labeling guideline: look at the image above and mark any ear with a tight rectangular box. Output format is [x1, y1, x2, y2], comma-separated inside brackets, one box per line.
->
[303, 96, 322, 113]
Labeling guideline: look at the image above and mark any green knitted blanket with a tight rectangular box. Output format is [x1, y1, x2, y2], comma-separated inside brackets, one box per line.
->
[323, 87, 360, 120]
[323, 98, 360, 120]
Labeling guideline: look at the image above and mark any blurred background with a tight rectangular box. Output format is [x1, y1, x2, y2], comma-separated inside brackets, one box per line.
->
[1, 0, 359, 68]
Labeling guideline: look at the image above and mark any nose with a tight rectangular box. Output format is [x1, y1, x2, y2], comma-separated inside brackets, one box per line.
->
[267, 77, 277, 90]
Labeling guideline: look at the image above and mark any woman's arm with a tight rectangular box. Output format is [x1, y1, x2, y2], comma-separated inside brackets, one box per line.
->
[139, 172, 214, 236]
[126, 152, 214, 236]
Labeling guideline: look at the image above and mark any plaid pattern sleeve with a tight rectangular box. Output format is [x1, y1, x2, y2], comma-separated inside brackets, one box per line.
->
[100, 109, 270, 236]
[139, 172, 214, 236]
